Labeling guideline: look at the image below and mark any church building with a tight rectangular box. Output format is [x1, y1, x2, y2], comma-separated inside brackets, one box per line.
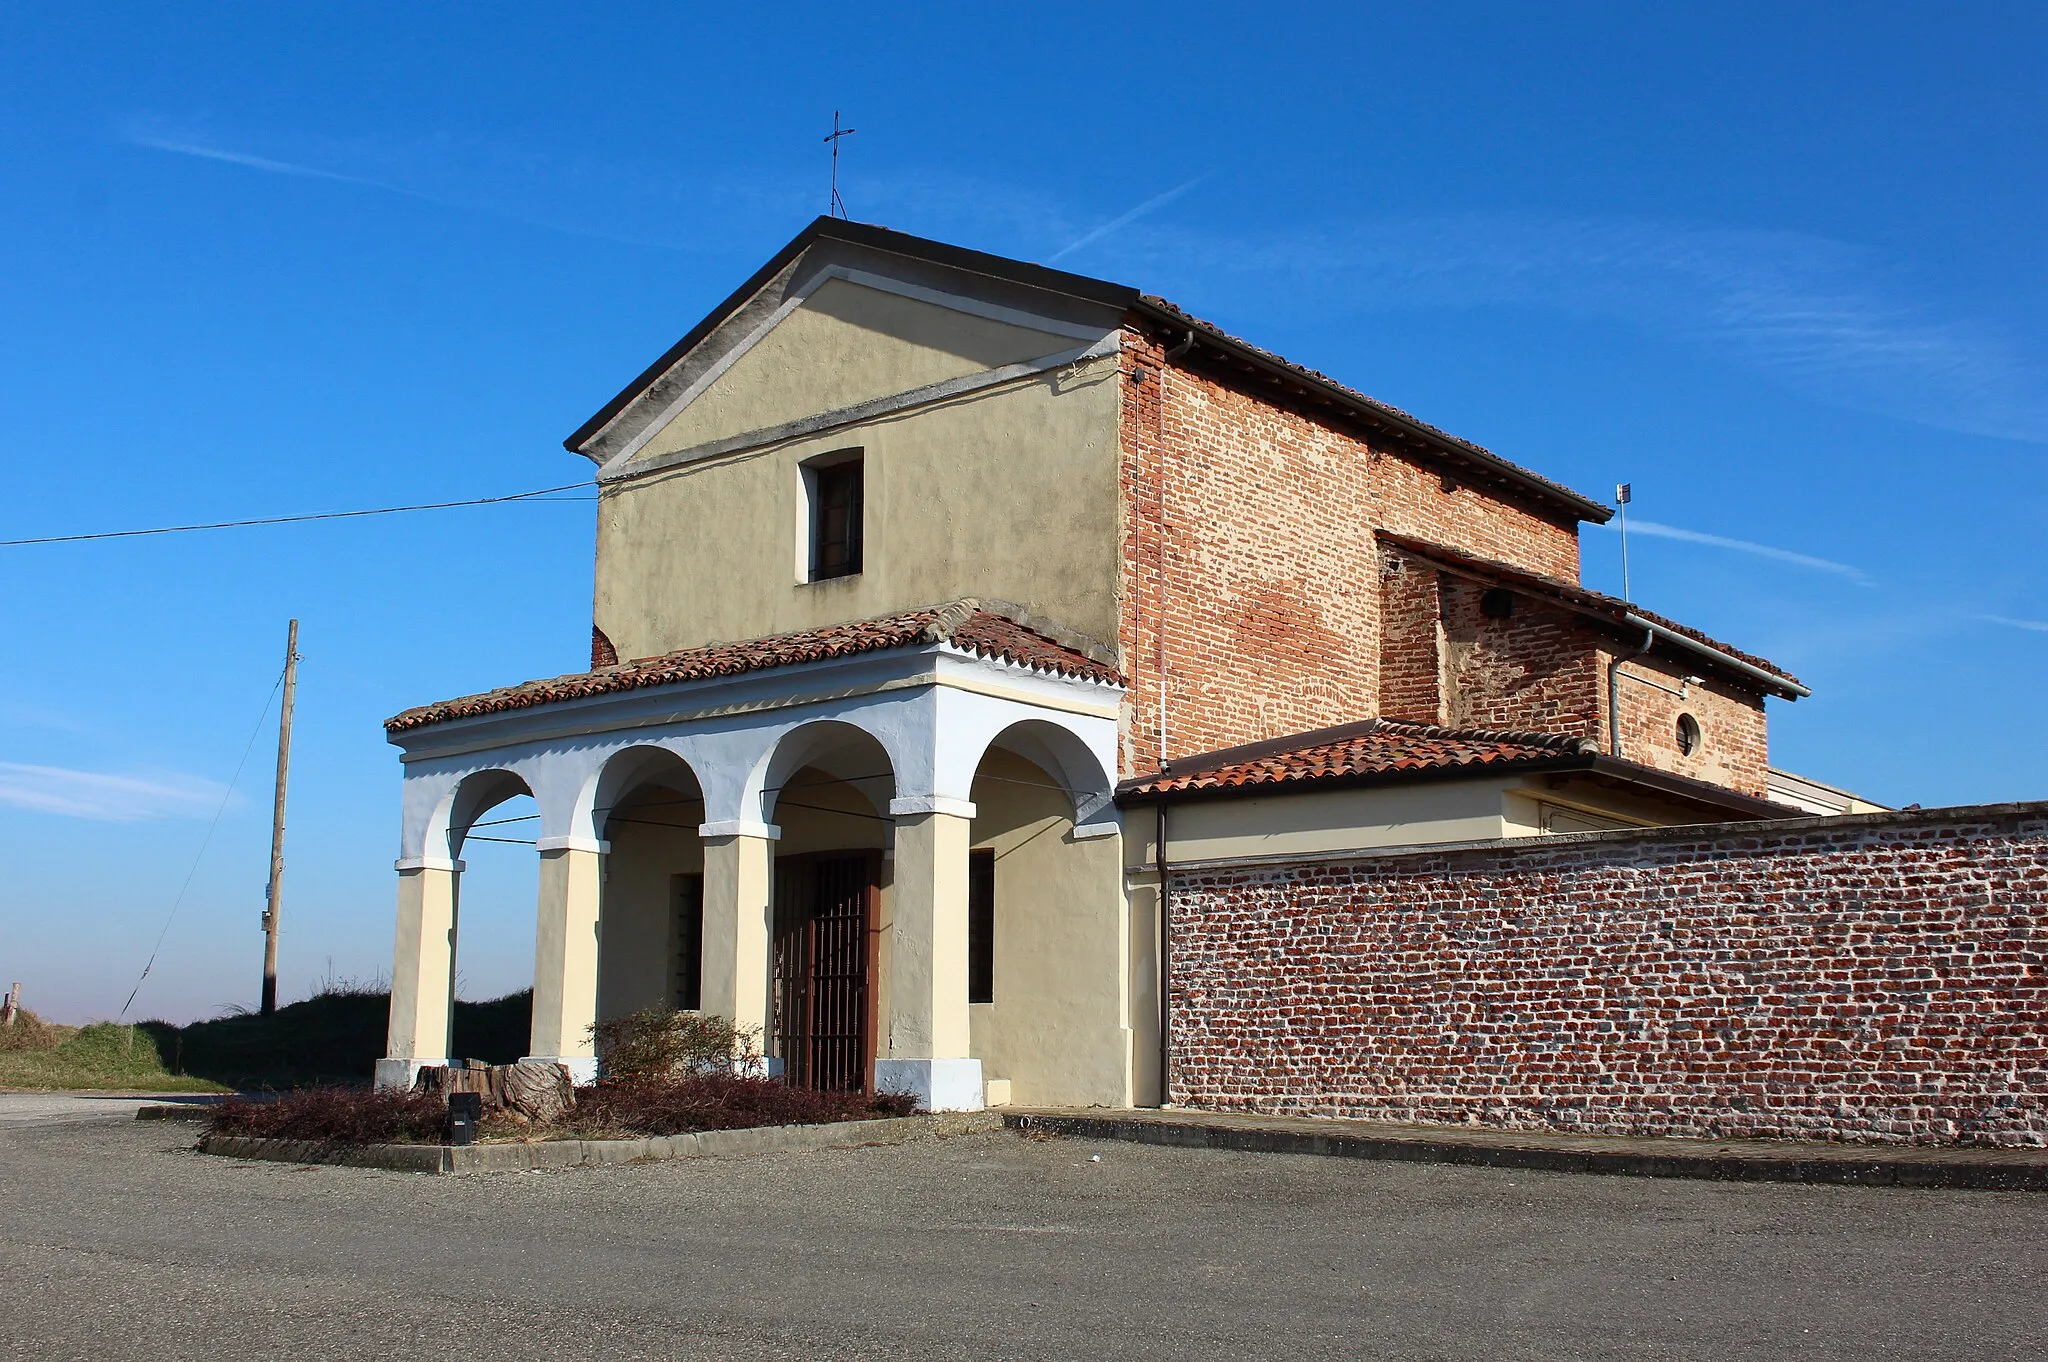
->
[376, 217, 1832, 1111]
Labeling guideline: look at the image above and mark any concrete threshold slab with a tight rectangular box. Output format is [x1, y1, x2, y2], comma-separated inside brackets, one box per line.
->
[1004, 1108, 2048, 1190]
[197, 1110, 1001, 1174]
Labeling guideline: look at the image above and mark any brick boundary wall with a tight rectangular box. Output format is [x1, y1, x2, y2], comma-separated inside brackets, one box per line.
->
[1167, 803, 2048, 1147]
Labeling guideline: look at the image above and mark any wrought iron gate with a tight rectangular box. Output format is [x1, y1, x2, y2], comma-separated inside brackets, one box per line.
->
[772, 854, 877, 1092]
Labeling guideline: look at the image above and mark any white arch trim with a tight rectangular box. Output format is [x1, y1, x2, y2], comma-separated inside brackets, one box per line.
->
[390, 643, 1123, 862]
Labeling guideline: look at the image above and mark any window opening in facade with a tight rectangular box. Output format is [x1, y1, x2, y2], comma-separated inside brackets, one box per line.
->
[808, 455, 864, 580]
[968, 847, 995, 1004]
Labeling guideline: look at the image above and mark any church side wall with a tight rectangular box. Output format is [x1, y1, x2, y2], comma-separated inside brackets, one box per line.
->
[1166, 803, 2048, 1146]
[1118, 329, 1586, 779]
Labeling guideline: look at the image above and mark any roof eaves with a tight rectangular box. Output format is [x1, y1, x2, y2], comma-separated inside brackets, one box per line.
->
[563, 218, 1141, 455]
[1377, 531, 1806, 698]
[1115, 748, 1593, 806]
[1128, 297, 1613, 526]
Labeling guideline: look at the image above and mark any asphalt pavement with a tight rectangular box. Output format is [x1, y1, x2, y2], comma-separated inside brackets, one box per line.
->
[1, 1107, 2043, 1360]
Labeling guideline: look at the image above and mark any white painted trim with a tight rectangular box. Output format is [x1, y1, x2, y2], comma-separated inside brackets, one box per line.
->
[827, 266, 1106, 340]
[534, 836, 610, 854]
[873, 1057, 985, 1112]
[522, 1054, 600, 1085]
[889, 796, 978, 820]
[372, 1057, 447, 1090]
[1070, 821, 1121, 841]
[393, 643, 1123, 765]
[394, 856, 465, 873]
[602, 334, 1119, 485]
[697, 820, 782, 840]
[932, 656, 1123, 719]
[599, 262, 1115, 471]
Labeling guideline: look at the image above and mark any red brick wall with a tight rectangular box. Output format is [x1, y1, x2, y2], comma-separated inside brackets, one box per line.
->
[1118, 329, 1585, 778]
[1603, 647, 1771, 797]
[1167, 804, 2048, 1147]
[1375, 552, 1443, 725]
[1439, 574, 1607, 737]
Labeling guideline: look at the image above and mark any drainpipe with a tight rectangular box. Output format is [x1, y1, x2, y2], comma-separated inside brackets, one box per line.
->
[1607, 626, 1654, 757]
[1155, 796, 1173, 1109]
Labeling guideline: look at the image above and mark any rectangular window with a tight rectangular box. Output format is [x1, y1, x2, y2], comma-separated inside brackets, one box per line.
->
[674, 874, 705, 1010]
[967, 848, 995, 1004]
[808, 456, 863, 581]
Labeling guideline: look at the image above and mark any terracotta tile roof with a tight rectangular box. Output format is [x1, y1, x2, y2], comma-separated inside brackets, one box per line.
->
[1133, 295, 1609, 521]
[1377, 532, 1806, 696]
[386, 601, 1122, 735]
[1120, 718, 1595, 798]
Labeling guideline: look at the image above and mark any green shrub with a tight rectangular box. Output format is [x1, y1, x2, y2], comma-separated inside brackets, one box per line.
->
[590, 1006, 759, 1083]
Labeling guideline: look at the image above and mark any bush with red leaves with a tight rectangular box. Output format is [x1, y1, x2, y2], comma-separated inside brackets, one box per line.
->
[570, 1073, 916, 1137]
[208, 1087, 449, 1145]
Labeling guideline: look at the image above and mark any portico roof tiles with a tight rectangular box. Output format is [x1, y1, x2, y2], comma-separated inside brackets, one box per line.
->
[385, 600, 1122, 734]
[1119, 718, 1596, 798]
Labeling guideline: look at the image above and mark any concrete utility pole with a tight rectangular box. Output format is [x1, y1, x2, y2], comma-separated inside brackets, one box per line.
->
[260, 619, 299, 1016]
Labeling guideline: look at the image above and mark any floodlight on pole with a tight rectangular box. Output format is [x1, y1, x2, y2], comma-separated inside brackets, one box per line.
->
[1615, 483, 1633, 602]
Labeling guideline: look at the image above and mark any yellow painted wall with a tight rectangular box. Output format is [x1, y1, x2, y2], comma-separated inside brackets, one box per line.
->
[1127, 779, 1512, 867]
[639, 277, 1083, 459]
[969, 749, 1132, 1108]
[1128, 771, 1772, 869]
[594, 284, 1124, 661]
[596, 790, 703, 1024]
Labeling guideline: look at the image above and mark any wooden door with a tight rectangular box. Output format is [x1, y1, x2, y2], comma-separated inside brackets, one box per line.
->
[772, 854, 878, 1092]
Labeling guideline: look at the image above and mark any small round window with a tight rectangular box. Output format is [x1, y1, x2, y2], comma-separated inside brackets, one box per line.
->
[1675, 713, 1702, 756]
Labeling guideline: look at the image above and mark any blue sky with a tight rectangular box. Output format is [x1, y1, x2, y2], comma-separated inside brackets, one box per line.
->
[4, 4, 2043, 1024]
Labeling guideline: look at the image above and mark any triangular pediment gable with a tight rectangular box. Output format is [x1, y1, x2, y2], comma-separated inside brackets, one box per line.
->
[570, 220, 1135, 475]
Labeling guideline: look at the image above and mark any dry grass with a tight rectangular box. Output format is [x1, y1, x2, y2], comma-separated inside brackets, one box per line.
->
[0, 1010, 226, 1093]
[204, 1073, 919, 1146]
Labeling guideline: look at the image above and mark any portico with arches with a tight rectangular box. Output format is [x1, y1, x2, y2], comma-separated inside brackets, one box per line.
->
[377, 604, 1132, 1111]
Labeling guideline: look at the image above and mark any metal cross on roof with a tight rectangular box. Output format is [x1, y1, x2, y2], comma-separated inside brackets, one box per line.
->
[824, 110, 857, 218]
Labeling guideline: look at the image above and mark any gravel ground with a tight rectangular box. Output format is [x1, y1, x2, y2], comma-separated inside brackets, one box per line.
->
[1, 1112, 2044, 1360]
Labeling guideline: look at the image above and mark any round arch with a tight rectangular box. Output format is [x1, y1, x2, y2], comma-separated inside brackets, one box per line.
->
[582, 744, 706, 844]
[961, 718, 1115, 827]
[753, 719, 899, 828]
[431, 768, 536, 861]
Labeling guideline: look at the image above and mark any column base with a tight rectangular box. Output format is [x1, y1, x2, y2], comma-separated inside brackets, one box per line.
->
[874, 1058, 985, 1112]
[521, 1055, 599, 1085]
[373, 1057, 446, 1091]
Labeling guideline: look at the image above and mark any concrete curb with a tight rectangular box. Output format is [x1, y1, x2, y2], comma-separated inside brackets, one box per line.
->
[137, 1103, 223, 1122]
[197, 1110, 1002, 1174]
[1003, 1111, 2048, 1191]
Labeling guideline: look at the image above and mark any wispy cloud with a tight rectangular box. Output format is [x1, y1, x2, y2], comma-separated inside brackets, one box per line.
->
[119, 124, 693, 252]
[1048, 178, 1205, 264]
[0, 763, 232, 822]
[1592, 517, 1875, 584]
[1981, 614, 2048, 633]
[1073, 211, 2048, 445]
[125, 132, 406, 191]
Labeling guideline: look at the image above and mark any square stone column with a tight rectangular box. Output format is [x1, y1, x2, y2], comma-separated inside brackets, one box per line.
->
[375, 858, 461, 1090]
[879, 799, 983, 1111]
[524, 838, 605, 1084]
[698, 821, 778, 1056]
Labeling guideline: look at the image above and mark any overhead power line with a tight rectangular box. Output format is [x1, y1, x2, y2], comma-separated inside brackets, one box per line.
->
[0, 482, 596, 547]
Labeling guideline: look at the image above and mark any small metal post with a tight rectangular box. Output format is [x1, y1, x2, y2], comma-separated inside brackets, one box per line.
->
[447, 1091, 482, 1146]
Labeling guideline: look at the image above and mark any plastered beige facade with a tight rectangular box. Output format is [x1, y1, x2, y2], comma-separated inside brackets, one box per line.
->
[1127, 771, 1764, 868]
[594, 279, 1124, 662]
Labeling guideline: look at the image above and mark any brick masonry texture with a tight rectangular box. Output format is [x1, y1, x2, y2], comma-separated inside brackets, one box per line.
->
[1117, 328, 1584, 779]
[1168, 805, 2048, 1147]
[1374, 541, 1771, 796]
